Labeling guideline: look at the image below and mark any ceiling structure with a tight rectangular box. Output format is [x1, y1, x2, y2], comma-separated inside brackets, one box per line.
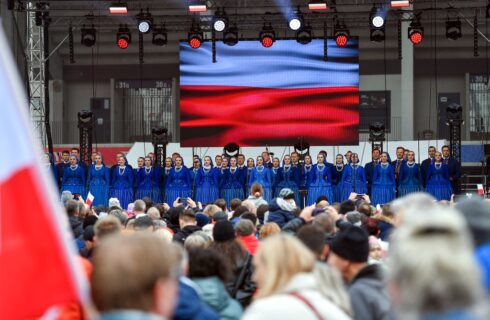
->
[10, 0, 490, 65]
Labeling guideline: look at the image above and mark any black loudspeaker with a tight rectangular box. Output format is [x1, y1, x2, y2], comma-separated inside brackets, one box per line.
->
[8, 0, 14, 10]
[484, 144, 490, 156]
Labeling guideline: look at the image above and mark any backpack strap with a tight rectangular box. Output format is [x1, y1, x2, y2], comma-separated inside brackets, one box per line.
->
[288, 291, 324, 320]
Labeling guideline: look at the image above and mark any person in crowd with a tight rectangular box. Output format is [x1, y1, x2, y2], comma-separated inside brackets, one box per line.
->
[237, 154, 246, 170]
[214, 154, 223, 168]
[425, 151, 453, 201]
[135, 156, 161, 203]
[134, 156, 144, 178]
[44, 153, 59, 188]
[259, 222, 281, 240]
[371, 152, 396, 206]
[420, 145, 436, 187]
[344, 151, 352, 164]
[296, 224, 330, 262]
[211, 220, 256, 307]
[188, 248, 243, 320]
[93, 215, 122, 242]
[184, 231, 213, 251]
[368, 236, 384, 265]
[235, 219, 259, 255]
[262, 151, 272, 169]
[276, 155, 301, 205]
[270, 157, 281, 198]
[373, 203, 395, 241]
[266, 188, 297, 228]
[398, 150, 422, 196]
[328, 225, 391, 320]
[61, 154, 86, 198]
[56, 150, 71, 185]
[189, 156, 201, 198]
[307, 153, 334, 206]
[65, 199, 83, 238]
[194, 156, 219, 205]
[91, 233, 178, 320]
[249, 156, 272, 202]
[173, 209, 201, 244]
[441, 144, 462, 194]
[290, 151, 301, 167]
[162, 156, 173, 199]
[300, 154, 313, 190]
[70, 147, 88, 174]
[87, 153, 110, 207]
[391, 146, 405, 187]
[332, 154, 345, 203]
[110, 156, 134, 210]
[245, 157, 255, 196]
[364, 148, 381, 196]
[165, 156, 192, 204]
[389, 204, 485, 319]
[221, 157, 245, 206]
[341, 153, 367, 201]
[242, 234, 351, 320]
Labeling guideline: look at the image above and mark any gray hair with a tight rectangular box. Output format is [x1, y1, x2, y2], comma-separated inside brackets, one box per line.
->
[389, 204, 483, 318]
[109, 209, 128, 225]
[235, 219, 255, 236]
[147, 207, 161, 220]
[61, 191, 73, 206]
[133, 199, 146, 212]
[184, 231, 212, 251]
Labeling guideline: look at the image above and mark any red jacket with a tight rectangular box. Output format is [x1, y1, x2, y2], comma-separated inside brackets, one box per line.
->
[238, 234, 259, 256]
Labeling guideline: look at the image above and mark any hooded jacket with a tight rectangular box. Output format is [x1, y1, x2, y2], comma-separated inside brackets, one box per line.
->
[173, 278, 219, 320]
[266, 198, 297, 228]
[173, 225, 202, 244]
[192, 276, 243, 320]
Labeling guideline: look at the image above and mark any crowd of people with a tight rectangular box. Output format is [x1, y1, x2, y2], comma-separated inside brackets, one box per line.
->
[47, 144, 461, 212]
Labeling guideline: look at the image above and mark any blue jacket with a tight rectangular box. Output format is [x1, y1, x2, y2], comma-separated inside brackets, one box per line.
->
[173, 278, 219, 320]
[266, 198, 296, 228]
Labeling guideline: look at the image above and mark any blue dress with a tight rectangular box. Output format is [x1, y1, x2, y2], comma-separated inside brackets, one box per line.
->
[61, 165, 86, 198]
[165, 166, 192, 204]
[88, 165, 110, 207]
[271, 167, 280, 198]
[221, 167, 245, 205]
[371, 163, 396, 206]
[189, 167, 200, 198]
[398, 162, 422, 196]
[196, 167, 220, 204]
[301, 165, 313, 189]
[110, 166, 134, 209]
[46, 163, 59, 189]
[426, 163, 453, 201]
[162, 167, 171, 202]
[341, 164, 368, 201]
[249, 166, 272, 202]
[245, 168, 254, 197]
[276, 165, 301, 205]
[331, 164, 345, 203]
[136, 166, 162, 203]
[307, 164, 334, 205]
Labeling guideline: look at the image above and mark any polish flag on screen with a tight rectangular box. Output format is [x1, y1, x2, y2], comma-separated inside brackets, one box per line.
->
[0, 27, 87, 318]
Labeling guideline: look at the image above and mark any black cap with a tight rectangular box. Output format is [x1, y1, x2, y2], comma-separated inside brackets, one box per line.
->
[329, 225, 369, 262]
[213, 220, 236, 242]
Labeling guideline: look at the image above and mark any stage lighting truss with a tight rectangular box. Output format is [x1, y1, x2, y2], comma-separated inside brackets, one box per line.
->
[81, 25, 96, 47]
[116, 26, 131, 49]
[152, 26, 167, 46]
[334, 23, 350, 47]
[446, 19, 461, 41]
[296, 25, 312, 45]
[137, 10, 153, 34]
[213, 9, 228, 32]
[188, 22, 203, 49]
[260, 23, 275, 48]
[223, 25, 239, 46]
[408, 18, 424, 45]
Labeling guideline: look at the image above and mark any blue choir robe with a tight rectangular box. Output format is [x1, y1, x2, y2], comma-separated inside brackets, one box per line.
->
[331, 164, 345, 203]
[276, 165, 301, 205]
[420, 158, 434, 188]
[110, 166, 134, 209]
[301, 165, 313, 189]
[165, 166, 192, 204]
[271, 167, 280, 198]
[61, 165, 86, 198]
[88, 165, 110, 207]
[306, 163, 334, 206]
[189, 167, 200, 198]
[221, 167, 245, 205]
[136, 166, 161, 203]
[340, 164, 368, 201]
[195, 167, 220, 205]
[56, 161, 70, 187]
[371, 163, 396, 206]
[364, 160, 379, 195]
[398, 162, 422, 196]
[249, 166, 272, 202]
[426, 163, 453, 201]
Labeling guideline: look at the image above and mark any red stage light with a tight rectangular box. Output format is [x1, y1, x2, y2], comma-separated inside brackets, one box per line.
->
[189, 37, 202, 49]
[335, 34, 348, 47]
[409, 31, 423, 44]
[261, 36, 274, 48]
[117, 38, 129, 49]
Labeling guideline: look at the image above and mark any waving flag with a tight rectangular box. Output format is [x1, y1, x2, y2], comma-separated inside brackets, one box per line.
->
[180, 39, 359, 147]
[0, 27, 87, 318]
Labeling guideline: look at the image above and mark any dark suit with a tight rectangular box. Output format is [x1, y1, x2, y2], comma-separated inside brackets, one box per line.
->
[443, 157, 462, 193]
[364, 160, 379, 195]
[391, 159, 405, 187]
[420, 158, 434, 188]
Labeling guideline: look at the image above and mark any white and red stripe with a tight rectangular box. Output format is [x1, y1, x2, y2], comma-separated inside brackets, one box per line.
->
[188, 4, 207, 12]
[391, 0, 410, 8]
[0, 24, 87, 318]
[109, 6, 128, 14]
[308, 3, 328, 11]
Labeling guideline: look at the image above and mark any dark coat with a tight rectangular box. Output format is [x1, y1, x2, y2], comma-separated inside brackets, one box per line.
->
[173, 225, 202, 244]
[266, 198, 296, 228]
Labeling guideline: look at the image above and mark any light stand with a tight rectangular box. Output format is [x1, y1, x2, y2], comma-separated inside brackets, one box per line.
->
[151, 127, 169, 167]
[77, 110, 94, 166]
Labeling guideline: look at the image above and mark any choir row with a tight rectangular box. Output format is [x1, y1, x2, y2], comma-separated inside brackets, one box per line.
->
[45, 145, 460, 209]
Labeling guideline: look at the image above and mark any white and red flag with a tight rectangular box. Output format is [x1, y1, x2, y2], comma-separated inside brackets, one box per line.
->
[0, 26, 87, 318]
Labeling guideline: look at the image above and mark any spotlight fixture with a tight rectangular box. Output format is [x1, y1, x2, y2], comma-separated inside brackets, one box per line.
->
[188, 22, 203, 49]
[137, 10, 153, 34]
[81, 25, 96, 47]
[116, 26, 131, 49]
[223, 25, 239, 46]
[260, 23, 275, 48]
[408, 19, 424, 45]
[188, 0, 207, 13]
[109, 2, 128, 14]
[213, 9, 228, 32]
[334, 23, 349, 47]
[308, 1, 328, 11]
[446, 19, 461, 40]
[370, 7, 385, 28]
[296, 25, 312, 45]
[390, 0, 410, 8]
[288, 15, 302, 31]
[370, 28, 385, 43]
[152, 26, 167, 46]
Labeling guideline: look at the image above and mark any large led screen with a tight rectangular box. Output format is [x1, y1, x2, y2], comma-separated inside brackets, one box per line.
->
[180, 39, 359, 147]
